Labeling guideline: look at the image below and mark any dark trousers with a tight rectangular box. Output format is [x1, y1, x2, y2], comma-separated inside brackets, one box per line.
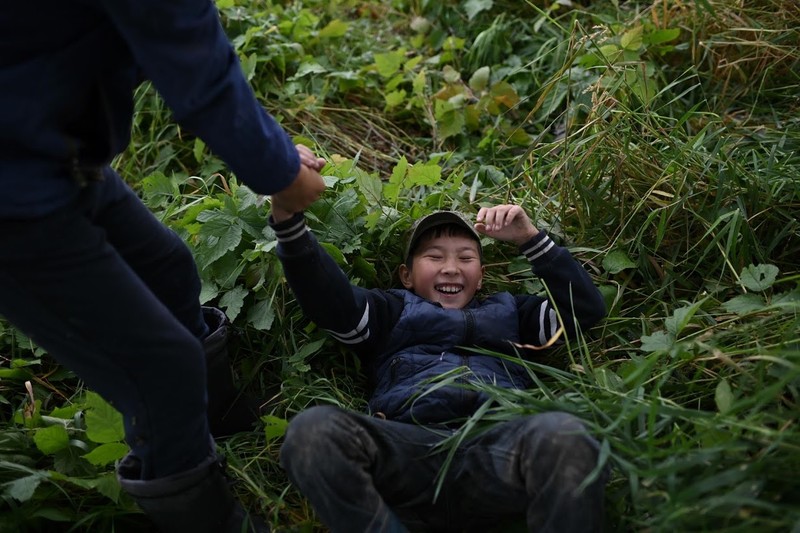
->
[280, 405, 607, 533]
[0, 168, 210, 479]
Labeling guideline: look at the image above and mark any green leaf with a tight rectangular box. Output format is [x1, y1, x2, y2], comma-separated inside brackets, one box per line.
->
[247, 298, 275, 331]
[93, 472, 122, 503]
[435, 100, 465, 140]
[599, 44, 622, 63]
[664, 300, 705, 337]
[193, 138, 206, 164]
[287, 338, 327, 373]
[83, 392, 124, 444]
[320, 242, 347, 266]
[219, 286, 249, 322]
[412, 69, 427, 97]
[262, 415, 289, 442]
[356, 172, 383, 206]
[3, 473, 45, 502]
[442, 65, 461, 84]
[602, 249, 636, 274]
[83, 443, 129, 467]
[621, 26, 643, 51]
[722, 294, 764, 315]
[488, 81, 520, 109]
[407, 161, 442, 187]
[464, 0, 493, 20]
[385, 89, 407, 109]
[353, 256, 378, 286]
[468, 66, 491, 92]
[594, 368, 624, 391]
[640, 331, 674, 352]
[319, 19, 349, 38]
[645, 28, 681, 45]
[33, 425, 69, 455]
[241, 52, 257, 81]
[373, 50, 405, 78]
[772, 288, 800, 307]
[199, 279, 220, 305]
[195, 213, 243, 270]
[715, 379, 734, 414]
[291, 61, 328, 80]
[740, 264, 779, 291]
[383, 156, 409, 203]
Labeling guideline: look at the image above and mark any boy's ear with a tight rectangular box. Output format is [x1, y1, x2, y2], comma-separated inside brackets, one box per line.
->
[398, 263, 414, 289]
[477, 265, 486, 290]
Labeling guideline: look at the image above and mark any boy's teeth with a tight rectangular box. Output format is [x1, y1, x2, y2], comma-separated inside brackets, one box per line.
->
[436, 285, 461, 294]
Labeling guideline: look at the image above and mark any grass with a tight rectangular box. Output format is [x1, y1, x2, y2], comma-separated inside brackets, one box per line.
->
[1, 0, 799, 531]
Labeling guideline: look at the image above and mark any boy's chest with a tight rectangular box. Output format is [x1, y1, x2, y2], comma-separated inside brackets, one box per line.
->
[388, 293, 520, 352]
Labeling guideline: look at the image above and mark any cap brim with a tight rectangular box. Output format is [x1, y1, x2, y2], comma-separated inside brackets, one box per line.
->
[404, 211, 481, 261]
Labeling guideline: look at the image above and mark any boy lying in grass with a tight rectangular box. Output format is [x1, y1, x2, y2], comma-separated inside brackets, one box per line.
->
[269, 202, 607, 532]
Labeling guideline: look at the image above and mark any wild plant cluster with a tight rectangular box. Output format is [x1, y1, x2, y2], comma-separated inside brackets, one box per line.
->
[1, 1, 798, 531]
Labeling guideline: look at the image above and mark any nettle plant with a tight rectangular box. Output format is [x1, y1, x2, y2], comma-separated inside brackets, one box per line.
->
[1, 385, 130, 528]
[139, 148, 480, 377]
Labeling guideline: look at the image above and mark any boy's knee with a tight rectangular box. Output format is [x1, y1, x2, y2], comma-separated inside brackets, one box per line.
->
[521, 412, 599, 463]
[280, 405, 347, 467]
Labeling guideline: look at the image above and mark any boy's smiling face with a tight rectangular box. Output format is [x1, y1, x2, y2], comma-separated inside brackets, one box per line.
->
[399, 232, 484, 309]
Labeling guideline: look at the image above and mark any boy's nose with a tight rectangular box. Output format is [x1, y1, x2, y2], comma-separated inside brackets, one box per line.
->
[440, 260, 459, 274]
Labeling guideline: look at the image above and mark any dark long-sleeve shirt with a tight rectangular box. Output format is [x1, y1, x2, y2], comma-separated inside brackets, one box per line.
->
[1, 0, 298, 218]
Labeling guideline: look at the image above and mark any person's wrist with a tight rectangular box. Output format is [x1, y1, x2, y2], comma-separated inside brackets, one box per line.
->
[270, 205, 294, 223]
[514, 228, 540, 246]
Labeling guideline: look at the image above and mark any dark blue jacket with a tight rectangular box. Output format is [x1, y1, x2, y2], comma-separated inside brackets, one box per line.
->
[373, 290, 532, 423]
[271, 213, 607, 426]
[1, 0, 298, 219]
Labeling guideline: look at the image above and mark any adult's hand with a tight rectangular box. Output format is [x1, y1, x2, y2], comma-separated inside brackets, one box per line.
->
[270, 164, 326, 214]
[296, 144, 326, 172]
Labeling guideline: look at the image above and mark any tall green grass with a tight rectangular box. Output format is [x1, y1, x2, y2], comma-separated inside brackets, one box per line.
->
[1, 0, 798, 531]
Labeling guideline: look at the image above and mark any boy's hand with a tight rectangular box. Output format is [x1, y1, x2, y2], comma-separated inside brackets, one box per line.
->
[474, 205, 539, 246]
[270, 163, 325, 215]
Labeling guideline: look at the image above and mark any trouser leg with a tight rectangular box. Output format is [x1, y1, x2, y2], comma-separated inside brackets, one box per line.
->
[280, 405, 455, 533]
[0, 170, 208, 478]
[447, 412, 607, 532]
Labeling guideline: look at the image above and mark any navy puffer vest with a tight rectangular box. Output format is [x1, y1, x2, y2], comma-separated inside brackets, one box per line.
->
[369, 290, 531, 425]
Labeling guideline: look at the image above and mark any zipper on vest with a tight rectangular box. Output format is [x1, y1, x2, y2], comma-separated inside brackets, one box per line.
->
[463, 309, 475, 345]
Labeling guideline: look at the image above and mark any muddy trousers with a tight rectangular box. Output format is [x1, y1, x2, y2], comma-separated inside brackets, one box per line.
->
[280, 405, 607, 533]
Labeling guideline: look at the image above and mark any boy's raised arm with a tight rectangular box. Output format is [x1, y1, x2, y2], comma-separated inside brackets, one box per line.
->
[268, 211, 400, 354]
[476, 205, 605, 345]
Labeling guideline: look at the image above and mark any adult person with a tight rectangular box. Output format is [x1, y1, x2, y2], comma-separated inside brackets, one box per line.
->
[0, 1, 325, 531]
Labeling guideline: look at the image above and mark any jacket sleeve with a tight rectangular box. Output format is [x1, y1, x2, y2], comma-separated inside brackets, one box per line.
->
[269, 213, 402, 356]
[95, 0, 299, 195]
[514, 231, 606, 346]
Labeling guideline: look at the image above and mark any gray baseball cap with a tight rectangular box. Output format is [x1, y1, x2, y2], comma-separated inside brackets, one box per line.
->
[404, 211, 482, 263]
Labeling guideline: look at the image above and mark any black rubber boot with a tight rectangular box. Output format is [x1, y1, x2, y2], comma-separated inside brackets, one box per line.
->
[117, 450, 270, 533]
[203, 307, 261, 436]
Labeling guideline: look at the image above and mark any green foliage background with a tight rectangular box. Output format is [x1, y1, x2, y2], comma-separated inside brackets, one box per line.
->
[1, 0, 799, 531]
